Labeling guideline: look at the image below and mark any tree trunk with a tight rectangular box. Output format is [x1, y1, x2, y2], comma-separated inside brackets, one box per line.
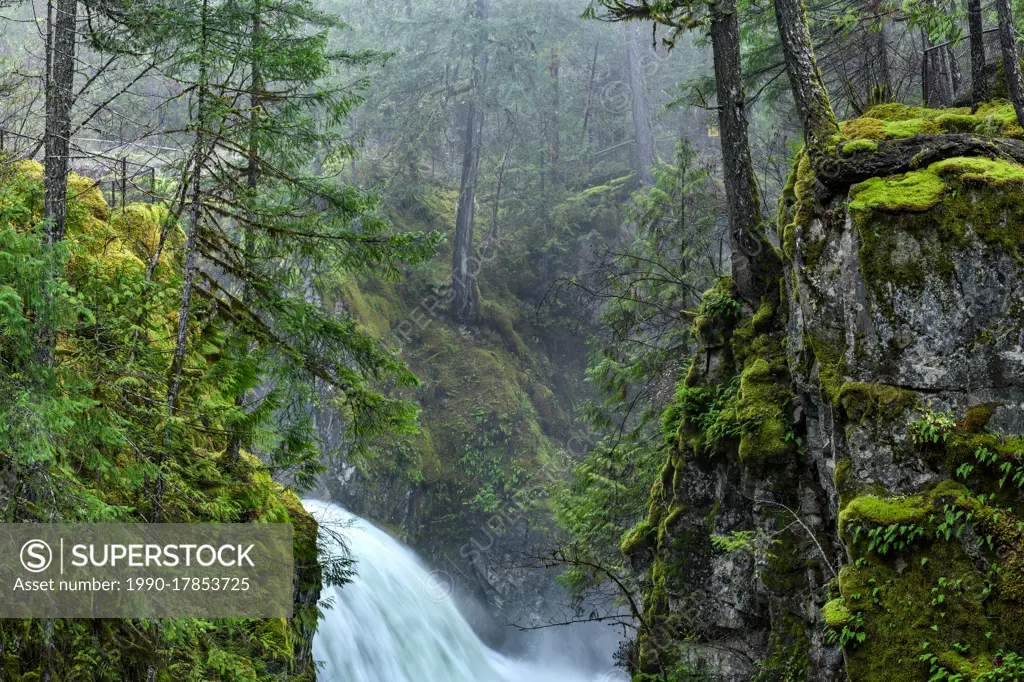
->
[968, 0, 988, 108]
[229, 1, 263, 464]
[709, 0, 773, 305]
[550, 46, 560, 185]
[876, 20, 890, 97]
[43, 0, 76, 246]
[773, 0, 839, 152]
[451, 0, 487, 323]
[167, 0, 210, 413]
[579, 41, 599, 180]
[38, 0, 77, 365]
[949, 44, 965, 100]
[995, 0, 1024, 125]
[405, 0, 412, 19]
[626, 22, 654, 188]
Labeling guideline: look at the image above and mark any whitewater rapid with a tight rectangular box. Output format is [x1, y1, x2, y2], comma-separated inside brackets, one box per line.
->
[303, 500, 611, 682]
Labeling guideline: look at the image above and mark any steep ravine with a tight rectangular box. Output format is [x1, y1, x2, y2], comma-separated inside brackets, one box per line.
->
[314, 183, 622, 646]
[628, 103, 1024, 681]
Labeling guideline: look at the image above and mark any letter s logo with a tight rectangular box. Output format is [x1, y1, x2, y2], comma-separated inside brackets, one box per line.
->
[20, 540, 52, 573]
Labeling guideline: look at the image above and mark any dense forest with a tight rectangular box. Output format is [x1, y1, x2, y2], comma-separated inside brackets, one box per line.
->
[3, 0, 1024, 679]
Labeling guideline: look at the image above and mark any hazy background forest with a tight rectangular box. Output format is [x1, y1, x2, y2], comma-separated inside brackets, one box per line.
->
[0, 0, 1019, 679]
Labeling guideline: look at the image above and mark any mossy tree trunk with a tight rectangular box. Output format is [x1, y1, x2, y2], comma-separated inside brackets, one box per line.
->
[967, 0, 988, 109]
[709, 0, 776, 307]
[995, 0, 1024, 125]
[772, 0, 839, 153]
[451, 0, 488, 324]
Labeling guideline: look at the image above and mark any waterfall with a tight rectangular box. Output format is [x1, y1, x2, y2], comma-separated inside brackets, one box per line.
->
[303, 500, 610, 682]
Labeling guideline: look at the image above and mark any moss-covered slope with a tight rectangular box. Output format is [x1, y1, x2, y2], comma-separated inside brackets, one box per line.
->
[318, 179, 616, 630]
[0, 161, 322, 681]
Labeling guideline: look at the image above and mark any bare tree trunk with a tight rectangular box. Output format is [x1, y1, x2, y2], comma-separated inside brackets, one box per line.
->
[626, 22, 654, 188]
[43, 0, 75, 245]
[38, 0, 77, 365]
[950, 47, 965, 100]
[995, 0, 1024, 125]
[709, 0, 774, 305]
[876, 20, 891, 98]
[968, 0, 988, 108]
[167, 0, 210, 413]
[926, 47, 955, 107]
[773, 0, 839, 152]
[550, 46, 560, 185]
[489, 138, 512, 247]
[578, 41, 599, 180]
[581, 41, 598, 143]
[451, 0, 487, 323]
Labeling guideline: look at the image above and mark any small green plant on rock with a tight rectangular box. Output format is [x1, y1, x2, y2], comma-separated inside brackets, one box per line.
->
[910, 405, 957, 444]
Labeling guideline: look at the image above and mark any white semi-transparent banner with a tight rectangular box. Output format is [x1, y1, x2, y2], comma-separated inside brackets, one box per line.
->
[0, 524, 294, 618]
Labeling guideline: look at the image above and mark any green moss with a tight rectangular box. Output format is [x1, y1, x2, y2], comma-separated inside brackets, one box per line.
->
[860, 103, 932, 121]
[621, 518, 656, 556]
[842, 139, 879, 155]
[841, 117, 887, 140]
[963, 405, 996, 433]
[931, 156, 1024, 184]
[848, 171, 947, 213]
[336, 277, 393, 338]
[779, 152, 817, 263]
[882, 118, 940, 138]
[834, 474, 1024, 681]
[834, 457, 855, 508]
[839, 492, 931, 529]
[751, 297, 775, 332]
[480, 299, 527, 358]
[822, 598, 852, 627]
[698, 277, 741, 320]
[933, 112, 984, 132]
[838, 101, 1024, 142]
[850, 153, 1024, 309]
[837, 381, 918, 423]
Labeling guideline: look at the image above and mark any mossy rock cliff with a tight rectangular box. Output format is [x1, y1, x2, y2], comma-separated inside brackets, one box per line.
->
[626, 104, 1024, 681]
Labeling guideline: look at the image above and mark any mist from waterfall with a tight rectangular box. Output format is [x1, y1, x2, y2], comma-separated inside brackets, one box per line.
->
[303, 500, 618, 682]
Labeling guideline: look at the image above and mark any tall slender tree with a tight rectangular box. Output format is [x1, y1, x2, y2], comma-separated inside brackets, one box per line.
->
[452, 0, 489, 323]
[772, 0, 839, 155]
[967, 0, 988, 109]
[166, 0, 210, 414]
[625, 22, 654, 188]
[995, 0, 1024, 124]
[38, 0, 78, 365]
[593, 1, 778, 306]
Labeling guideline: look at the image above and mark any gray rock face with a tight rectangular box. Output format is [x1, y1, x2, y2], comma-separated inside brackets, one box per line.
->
[790, 189, 1024, 500]
[640, 172, 1024, 681]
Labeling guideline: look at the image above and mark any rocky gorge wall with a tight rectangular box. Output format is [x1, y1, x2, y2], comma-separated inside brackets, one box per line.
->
[628, 103, 1024, 681]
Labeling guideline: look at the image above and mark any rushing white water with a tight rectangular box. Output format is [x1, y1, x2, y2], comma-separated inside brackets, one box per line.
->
[303, 499, 608, 682]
